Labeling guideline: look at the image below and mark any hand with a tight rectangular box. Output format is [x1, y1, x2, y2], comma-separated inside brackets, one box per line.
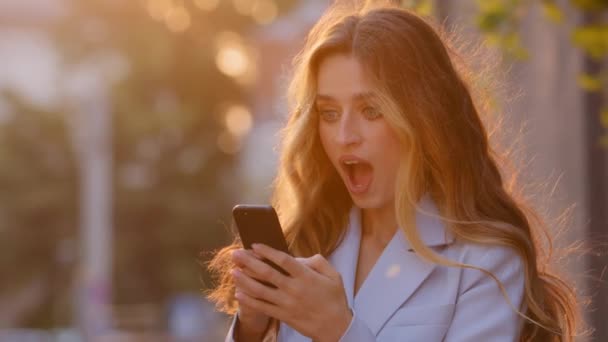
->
[231, 244, 353, 342]
[230, 249, 271, 339]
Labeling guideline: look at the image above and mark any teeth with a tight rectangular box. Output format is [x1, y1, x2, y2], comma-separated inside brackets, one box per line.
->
[344, 160, 359, 165]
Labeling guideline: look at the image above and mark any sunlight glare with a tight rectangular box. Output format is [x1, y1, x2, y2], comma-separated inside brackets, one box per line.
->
[216, 47, 249, 77]
[232, 0, 253, 16]
[215, 33, 250, 78]
[194, 0, 220, 11]
[225, 105, 253, 137]
[217, 131, 241, 154]
[165, 6, 191, 33]
[252, 0, 278, 25]
[146, 0, 173, 21]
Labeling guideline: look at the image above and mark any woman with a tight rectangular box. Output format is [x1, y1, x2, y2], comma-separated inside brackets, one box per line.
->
[207, 2, 580, 341]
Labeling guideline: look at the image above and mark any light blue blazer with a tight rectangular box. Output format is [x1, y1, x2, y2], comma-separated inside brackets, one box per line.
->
[226, 197, 525, 341]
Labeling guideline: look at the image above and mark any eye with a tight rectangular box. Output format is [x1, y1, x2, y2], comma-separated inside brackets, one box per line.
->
[319, 108, 340, 122]
[362, 106, 382, 120]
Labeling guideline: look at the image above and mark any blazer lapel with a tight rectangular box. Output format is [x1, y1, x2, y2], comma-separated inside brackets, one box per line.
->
[328, 207, 362, 310]
[352, 229, 436, 335]
[283, 196, 453, 340]
[351, 196, 454, 336]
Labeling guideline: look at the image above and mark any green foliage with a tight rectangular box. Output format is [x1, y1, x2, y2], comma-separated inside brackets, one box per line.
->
[399, 0, 608, 144]
[571, 0, 608, 11]
[476, 0, 515, 30]
[0, 0, 296, 328]
[471, 0, 608, 143]
[578, 72, 604, 91]
[0, 91, 78, 326]
[475, 0, 529, 59]
[572, 24, 608, 60]
[601, 108, 608, 128]
[401, 0, 434, 16]
[542, 1, 564, 23]
[67, 0, 257, 309]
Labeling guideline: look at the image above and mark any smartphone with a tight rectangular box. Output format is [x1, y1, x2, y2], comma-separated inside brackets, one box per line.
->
[232, 204, 291, 288]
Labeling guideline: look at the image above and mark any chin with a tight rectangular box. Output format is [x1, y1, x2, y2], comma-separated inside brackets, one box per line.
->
[349, 191, 395, 211]
[350, 195, 382, 209]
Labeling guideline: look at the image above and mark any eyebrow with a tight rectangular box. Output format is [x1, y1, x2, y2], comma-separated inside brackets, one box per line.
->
[315, 91, 377, 103]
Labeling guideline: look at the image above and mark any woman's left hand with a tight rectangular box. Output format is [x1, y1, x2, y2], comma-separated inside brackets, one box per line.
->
[231, 243, 353, 342]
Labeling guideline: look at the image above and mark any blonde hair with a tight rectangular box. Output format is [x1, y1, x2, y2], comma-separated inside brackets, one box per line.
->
[207, 2, 580, 341]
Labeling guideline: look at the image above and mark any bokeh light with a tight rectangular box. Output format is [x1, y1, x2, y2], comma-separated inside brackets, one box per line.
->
[215, 32, 251, 78]
[251, 0, 278, 25]
[224, 104, 253, 137]
[232, 0, 253, 16]
[216, 47, 248, 77]
[217, 131, 241, 154]
[146, 0, 173, 21]
[194, 0, 220, 12]
[165, 6, 191, 33]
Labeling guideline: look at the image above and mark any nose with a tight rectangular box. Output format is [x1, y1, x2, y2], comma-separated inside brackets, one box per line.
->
[336, 110, 362, 147]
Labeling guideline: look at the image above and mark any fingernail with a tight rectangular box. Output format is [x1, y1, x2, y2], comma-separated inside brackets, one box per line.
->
[235, 291, 243, 299]
[251, 243, 260, 250]
[231, 269, 240, 277]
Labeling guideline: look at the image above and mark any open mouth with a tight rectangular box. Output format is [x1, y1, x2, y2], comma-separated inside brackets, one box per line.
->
[340, 157, 373, 194]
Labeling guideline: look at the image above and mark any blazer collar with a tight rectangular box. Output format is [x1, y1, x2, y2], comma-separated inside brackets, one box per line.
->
[404, 194, 455, 249]
[328, 195, 453, 336]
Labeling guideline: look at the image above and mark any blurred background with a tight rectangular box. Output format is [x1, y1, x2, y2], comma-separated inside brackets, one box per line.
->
[0, 0, 605, 341]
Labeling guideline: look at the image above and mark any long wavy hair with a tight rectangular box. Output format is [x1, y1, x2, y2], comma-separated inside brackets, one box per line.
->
[206, 2, 580, 341]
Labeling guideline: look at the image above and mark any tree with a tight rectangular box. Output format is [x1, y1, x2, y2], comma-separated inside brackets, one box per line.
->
[0, 0, 296, 329]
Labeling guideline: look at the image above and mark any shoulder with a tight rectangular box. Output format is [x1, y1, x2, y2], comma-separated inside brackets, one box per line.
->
[433, 242, 527, 340]
[443, 239, 524, 270]
[441, 241, 526, 298]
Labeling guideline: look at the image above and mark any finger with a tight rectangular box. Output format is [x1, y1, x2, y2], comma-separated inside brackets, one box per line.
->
[232, 249, 267, 269]
[299, 254, 336, 279]
[231, 249, 262, 267]
[246, 249, 264, 260]
[235, 290, 286, 321]
[232, 249, 291, 289]
[236, 262, 301, 297]
[232, 268, 288, 306]
[234, 265, 258, 280]
[251, 243, 306, 278]
[232, 266, 265, 288]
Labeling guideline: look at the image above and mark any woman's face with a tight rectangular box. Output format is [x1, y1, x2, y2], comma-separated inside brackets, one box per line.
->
[316, 54, 402, 210]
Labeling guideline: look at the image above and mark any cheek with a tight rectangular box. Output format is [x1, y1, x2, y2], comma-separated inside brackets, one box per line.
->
[318, 125, 334, 157]
[375, 131, 402, 181]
